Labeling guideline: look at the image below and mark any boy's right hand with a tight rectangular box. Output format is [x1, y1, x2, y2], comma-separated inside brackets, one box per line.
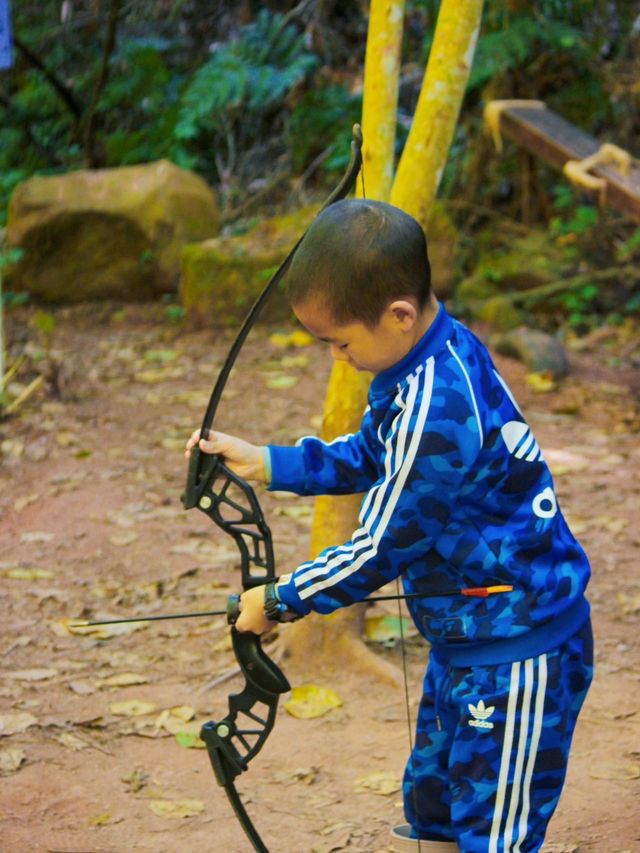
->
[185, 429, 267, 483]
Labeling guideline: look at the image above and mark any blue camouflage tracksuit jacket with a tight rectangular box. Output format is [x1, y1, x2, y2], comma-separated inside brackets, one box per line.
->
[267, 304, 593, 851]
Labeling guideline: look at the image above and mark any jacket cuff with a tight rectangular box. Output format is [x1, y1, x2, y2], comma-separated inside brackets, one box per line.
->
[262, 446, 272, 486]
[277, 573, 311, 615]
[266, 445, 307, 492]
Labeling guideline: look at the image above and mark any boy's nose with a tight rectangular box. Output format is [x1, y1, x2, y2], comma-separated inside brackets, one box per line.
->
[330, 343, 348, 362]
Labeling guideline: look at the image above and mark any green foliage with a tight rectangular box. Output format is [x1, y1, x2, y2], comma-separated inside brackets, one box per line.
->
[164, 304, 186, 324]
[175, 10, 317, 174]
[0, 247, 24, 271]
[615, 228, 640, 263]
[552, 282, 599, 330]
[101, 38, 182, 165]
[549, 204, 599, 240]
[468, 17, 591, 95]
[287, 84, 361, 175]
[33, 309, 56, 339]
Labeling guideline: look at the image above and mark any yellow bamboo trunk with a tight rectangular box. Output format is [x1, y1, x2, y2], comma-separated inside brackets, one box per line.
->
[357, 0, 405, 202]
[391, 0, 484, 227]
[310, 0, 405, 557]
[283, 3, 405, 683]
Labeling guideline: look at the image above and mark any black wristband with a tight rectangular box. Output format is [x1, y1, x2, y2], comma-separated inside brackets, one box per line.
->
[263, 581, 302, 623]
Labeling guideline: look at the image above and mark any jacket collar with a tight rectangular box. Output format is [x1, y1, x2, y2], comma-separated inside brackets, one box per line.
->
[370, 302, 454, 396]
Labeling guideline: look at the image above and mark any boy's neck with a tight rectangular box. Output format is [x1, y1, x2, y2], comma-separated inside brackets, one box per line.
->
[411, 293, 440, 347]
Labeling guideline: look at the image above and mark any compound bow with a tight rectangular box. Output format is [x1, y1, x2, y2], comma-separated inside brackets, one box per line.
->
[182, 124, 364, 853]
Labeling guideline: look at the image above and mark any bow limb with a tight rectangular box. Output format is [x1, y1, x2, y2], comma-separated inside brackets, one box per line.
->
[185, 124, 364, 852]
[200, 623, 291, 853]
[182, 123, 363, 524]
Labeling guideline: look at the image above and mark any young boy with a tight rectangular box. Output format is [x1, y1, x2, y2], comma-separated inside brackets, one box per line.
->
[186, 199, 593, 852]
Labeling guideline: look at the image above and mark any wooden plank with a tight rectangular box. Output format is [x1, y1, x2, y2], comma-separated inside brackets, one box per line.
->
[494, 103, 640, 221]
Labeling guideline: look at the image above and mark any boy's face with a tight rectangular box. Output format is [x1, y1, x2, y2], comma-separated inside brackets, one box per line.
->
[292, 297, 420, 374]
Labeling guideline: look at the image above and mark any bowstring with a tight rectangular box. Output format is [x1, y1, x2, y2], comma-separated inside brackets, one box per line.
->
[396, 583, 422, 852]
[358, 158, 421, 851]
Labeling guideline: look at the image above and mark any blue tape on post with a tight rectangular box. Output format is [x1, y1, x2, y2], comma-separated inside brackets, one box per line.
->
[0, 0, 13, 70]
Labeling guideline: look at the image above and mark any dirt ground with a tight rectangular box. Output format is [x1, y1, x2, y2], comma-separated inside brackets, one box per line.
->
[0, 303, 639, 853]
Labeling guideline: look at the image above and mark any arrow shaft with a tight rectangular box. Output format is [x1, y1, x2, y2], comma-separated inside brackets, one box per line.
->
[74, 609, 228, 627]
[72, 586, 513, 627]
[365, 585, 513, 603]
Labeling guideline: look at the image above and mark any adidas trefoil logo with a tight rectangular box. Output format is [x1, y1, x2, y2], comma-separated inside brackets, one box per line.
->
[468, 699, 495, 730]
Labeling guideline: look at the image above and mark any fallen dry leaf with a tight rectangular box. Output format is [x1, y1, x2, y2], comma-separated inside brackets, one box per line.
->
[89, 812, 120, 827]
[109, 532, 139, 547]
[0, 712, 38, 736]
[110, 700, 157, 717]
[0, 748, 26, 775]
[353, 770, 402, 796]
[265, 374, 298, 390]
[525, 371, 556, 393]
[147, 799, 205, 819]
[13, 494, 38, 511]
[268, 330, 314, 348]
[121, 767, 150, 793]
[174, 731, 205, 749]
[1, 567, 55, 581]
[68, 680, 96, 696]
[589, 762, 640, 781]
[61, 618, 146, 640]
[272, 766, 319, 786]
[4, 668, 58, 682]
[95, 672, 149, 689]
[364, 613, 413, 645]
[285, 684, 342, 719]
[54, 732, 90, 751]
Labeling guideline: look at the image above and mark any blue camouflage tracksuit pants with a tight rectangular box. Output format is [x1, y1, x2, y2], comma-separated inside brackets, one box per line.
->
[403, 621, 593, 852]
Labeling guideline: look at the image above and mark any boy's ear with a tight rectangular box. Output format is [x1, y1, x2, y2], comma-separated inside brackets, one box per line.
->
[387, 299, 419, 329]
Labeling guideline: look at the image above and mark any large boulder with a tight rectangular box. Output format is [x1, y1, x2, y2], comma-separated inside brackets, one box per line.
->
[180, 207, 318, 326]
[6, 160, 220, 302]
[426, 202, 458, 299]
[180, 201, 458, 327]
[455, 230, 568, 331]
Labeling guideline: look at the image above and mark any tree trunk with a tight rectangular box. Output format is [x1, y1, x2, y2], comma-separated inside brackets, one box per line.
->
[358, 0, 405, 202]
[391, 0, 484, 228]
[83, 0, 122, 167]
[281, 0, 484, 686]
[281, 3, 405, 686]
[280, 361, 404, 686]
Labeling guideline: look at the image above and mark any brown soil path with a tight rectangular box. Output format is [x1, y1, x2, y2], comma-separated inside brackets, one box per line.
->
[0, 304, 638, 853]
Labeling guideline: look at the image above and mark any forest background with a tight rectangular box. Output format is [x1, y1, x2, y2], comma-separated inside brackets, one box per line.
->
[0, 3, 639, 853]
[1, 0, 640, 333]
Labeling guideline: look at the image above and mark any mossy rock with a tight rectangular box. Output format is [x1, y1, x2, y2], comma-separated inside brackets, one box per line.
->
[180, 201, 458, 326]
[180, 207, 319, 326]
[426, 202, 458, 299]
[456, 229, 567, 327]
[493, 327, 570, 378]
[476, 296, 525, 332]
[6, 160, 220, 302]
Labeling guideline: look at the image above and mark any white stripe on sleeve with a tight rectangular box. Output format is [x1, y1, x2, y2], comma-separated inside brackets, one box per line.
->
[296, 358, 435, 599]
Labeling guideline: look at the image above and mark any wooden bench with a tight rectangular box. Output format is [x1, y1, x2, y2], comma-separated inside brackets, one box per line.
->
[484, 99, 640, 222]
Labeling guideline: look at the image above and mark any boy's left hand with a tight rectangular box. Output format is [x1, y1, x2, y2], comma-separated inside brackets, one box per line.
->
[235, 586, 276, 635]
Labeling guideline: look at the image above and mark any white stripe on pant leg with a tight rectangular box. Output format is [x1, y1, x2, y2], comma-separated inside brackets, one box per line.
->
[513, 654, 548, 852]
[503, 658, 534, 850]
[488, 661, 521, 853]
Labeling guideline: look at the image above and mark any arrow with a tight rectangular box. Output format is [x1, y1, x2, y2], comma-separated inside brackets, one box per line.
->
[69, 586, 513, 628]
[69, 608, 228, 627]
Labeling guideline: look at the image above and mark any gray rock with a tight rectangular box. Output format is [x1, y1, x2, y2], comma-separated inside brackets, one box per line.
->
[493, 327, 570, 378]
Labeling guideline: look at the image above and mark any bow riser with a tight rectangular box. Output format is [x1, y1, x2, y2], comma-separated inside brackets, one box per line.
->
[201, 615, 290, 779]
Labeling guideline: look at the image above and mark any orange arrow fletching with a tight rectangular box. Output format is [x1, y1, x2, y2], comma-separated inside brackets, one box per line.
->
[461, 585, 514, 597]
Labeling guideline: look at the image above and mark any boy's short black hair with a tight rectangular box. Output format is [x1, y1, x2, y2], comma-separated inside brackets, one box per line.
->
[285, 199, 431, 327]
